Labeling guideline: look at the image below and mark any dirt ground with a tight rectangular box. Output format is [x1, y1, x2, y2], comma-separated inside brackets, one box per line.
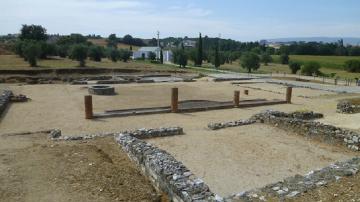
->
[1, 80, 360, 135]
[147, 124, 357, 196]
[1, 79, 360, 200]
[0, 134, 160, 202]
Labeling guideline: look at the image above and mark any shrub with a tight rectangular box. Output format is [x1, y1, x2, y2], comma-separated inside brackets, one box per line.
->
[261, 53, 272, 65]
[69, 44, 88, 67]
[148, 52, 156, 61]
[280, 54, 289, 64]
[119, 49, 132, 62]
[289, 61, 302, 74]
[301, 61, 321, 76]
[88, 45, 104, 62]
[108, 48, 119, 62]
[344, 60, 360, 73]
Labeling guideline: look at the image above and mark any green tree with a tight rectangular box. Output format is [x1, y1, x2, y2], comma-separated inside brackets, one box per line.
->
[289, 61, 302, 74]
[280, 54, 289, 64]
[107, 34, 118, 48]
[88, 45, 104, 62]
[160, 49, 164, 64]
[108, 48, 120, 62]
[173, 43, 188, 68]
[344, 60, 360, 73]
[20, 24, 47, 41]
[301, 61, 321, 76]
[148, 52, 157, 61]
[69, 44, 88, 67]
[240, 52, 260, 73]
[261, 53, 272, 65]
[212, 39, 220, 68]
[196, 33, 203, 66]
[22, 41, 41, 67]
[119, 49, 132, 62]
[58, 45, 69, 58]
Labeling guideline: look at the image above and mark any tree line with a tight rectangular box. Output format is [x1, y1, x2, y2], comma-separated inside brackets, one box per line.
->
[13, 25, 133, 67]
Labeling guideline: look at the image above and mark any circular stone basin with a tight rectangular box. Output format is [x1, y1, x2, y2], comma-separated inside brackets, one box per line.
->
[88, 85, 115, 95]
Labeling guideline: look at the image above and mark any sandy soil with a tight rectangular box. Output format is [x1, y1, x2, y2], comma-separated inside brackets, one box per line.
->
[1, 80, 360, 135]
[1, 79, 360, 199]
[0, 134, 160, 202]
[147, 124, 357, 196]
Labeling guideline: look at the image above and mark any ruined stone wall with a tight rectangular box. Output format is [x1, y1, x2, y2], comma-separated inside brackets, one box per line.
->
[0, 90, 12, 117]
[252, 110, 360, 151]
[115, 133, 219, 202]
[229, 157, 360, 201]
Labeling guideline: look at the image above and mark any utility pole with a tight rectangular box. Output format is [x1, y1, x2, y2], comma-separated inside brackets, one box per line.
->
[157, 31, 160, 48]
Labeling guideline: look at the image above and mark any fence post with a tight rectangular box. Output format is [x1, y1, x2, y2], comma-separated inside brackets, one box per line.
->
[286, 87, 292, 104]
[234, 91, 240, 107]
[171, 88, 178, 113]
[84, 95, 93, 119]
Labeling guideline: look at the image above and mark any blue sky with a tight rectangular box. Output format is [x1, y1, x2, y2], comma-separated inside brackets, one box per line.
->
[1, 0, 360, 41]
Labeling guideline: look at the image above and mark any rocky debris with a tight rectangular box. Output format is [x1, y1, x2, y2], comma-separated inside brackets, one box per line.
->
[229, 157, 360, 201]
[123, 127, 183, 139]
[115, 133, 220, 202]
[51, 127, 184, 141]
[49, 129, 62, 139]
[251, 110, 323, 120]
[10, 94, 29, 102]
[337, 100, 360, 114]
[252, 110, 360, 151]
[208, 119, 256, 130]
[0, 90, 13, 116]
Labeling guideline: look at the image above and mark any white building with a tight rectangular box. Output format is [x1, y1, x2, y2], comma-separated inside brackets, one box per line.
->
[133, 47, 173, 62]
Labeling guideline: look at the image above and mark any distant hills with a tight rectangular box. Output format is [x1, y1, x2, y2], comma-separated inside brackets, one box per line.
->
[265, 37, 360, 46]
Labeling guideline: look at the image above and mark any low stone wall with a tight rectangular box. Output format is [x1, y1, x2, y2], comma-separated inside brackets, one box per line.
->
[115, 133, 219, 202]
[208, 119, 255, 130]
[252, 110, 360, 151]
[337, 100, 360, 114]
[0, 90, 13, 117]
[229, 157, 360, 201]
[51, 127, 184, 141]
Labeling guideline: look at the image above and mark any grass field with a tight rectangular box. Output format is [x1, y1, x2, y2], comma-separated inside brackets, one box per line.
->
[273, 55, 360, 70]
[0, 55, 181, 71]
[88, 39, 140, 51]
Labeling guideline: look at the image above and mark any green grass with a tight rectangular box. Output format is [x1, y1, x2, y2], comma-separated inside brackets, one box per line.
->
[273, 55, 360, 70]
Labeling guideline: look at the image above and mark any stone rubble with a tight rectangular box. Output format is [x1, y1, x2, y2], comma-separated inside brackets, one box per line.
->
[252, 110, 359, 151]
[208, 119, 256, 130]
[228, 157, 360, 201]
[0, 90, 13, 117]
[337, 100, 360, 114]
[115, 133, 220, 202]
[50, 127, 184, 141]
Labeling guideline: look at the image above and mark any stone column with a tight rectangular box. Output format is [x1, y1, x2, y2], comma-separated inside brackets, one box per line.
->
[234, 91, 240, 107]
[171, 88, 178, 113]
[286, 87, 293, 104]
[84, 95, 93, 119]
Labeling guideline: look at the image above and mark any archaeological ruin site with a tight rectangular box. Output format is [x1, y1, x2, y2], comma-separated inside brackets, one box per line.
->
[1, 71, 360, 202]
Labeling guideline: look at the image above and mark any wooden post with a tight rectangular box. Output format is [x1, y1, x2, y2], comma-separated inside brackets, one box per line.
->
[84, 95, 93, 119]
[171, 88, 178, 113]
[234, 91, 240, 107]
[286, 87, 292, 104]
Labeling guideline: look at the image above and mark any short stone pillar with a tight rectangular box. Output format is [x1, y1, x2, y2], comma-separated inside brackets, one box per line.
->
[244, 90, 249, 95]
[286, 87, 293, 104]
[234, 91, 240, 107]
[171, 88, 178, 113]
[84, 95, 93, 119]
